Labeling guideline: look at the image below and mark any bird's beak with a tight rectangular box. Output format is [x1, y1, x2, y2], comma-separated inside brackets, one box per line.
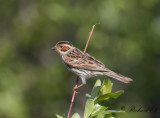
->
[51, 46, 57, 50]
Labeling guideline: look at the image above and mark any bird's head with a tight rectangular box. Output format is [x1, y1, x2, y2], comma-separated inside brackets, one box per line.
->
[51, 41, 73, 55]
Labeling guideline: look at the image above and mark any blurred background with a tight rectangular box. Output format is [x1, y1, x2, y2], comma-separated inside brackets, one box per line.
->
[0, 0, 160, 118]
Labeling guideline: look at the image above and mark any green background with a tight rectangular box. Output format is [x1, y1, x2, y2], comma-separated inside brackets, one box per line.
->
[0, 0, 160, 118]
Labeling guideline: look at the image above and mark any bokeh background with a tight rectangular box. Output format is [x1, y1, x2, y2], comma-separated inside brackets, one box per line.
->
[0, 0, 160, 118]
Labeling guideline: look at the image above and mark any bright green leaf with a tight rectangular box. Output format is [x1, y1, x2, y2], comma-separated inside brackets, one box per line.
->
[94, 79, 102, 87]
[71, 113, 80, 118]
[97, 111, 105, 118]
[91, 79, 101, 99]
[91, 104, 107, 117]
[84, 99, 94, 118]
[95, 90, 124, 103]
[56, 114, 64, 118]
[100, 79, 113, 95]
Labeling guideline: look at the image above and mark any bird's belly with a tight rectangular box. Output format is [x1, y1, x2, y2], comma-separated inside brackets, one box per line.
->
[70, 68, 103, 79]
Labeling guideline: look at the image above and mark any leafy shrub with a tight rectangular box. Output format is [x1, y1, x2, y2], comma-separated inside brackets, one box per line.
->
[56, 79, 125, 118]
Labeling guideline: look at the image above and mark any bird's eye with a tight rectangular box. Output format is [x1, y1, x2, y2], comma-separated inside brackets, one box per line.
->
[60, 45, 63, 48]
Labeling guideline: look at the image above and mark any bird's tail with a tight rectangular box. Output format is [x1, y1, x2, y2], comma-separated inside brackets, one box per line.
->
[103, 71, 133, 84]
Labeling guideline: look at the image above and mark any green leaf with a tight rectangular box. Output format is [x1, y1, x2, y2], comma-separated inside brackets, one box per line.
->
[98, 111, 119, 118]
[56, 114, 64, 118]
[100, 79, 113, 95]
[71, 113, 80, 118]
[91, 104, 107, 117]
[105, 110, 125, 114]
[97, 111, 105, 118]
[104, 114, 115, 118]
[95, 90, 124, 103]
[98, 100, 110, 108]
[91, 79, 101, 99]
[86, 93, 91, 100]
[84, 99, 94, 118]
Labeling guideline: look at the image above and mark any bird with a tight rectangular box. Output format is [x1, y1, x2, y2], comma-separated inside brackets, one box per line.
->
[51, 41, 133, 89]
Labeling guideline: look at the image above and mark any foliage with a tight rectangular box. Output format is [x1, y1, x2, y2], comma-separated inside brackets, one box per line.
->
[56, 79, 124, 118]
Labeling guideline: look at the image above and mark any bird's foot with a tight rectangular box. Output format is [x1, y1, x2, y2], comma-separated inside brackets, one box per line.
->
[73, 83, 85, 92]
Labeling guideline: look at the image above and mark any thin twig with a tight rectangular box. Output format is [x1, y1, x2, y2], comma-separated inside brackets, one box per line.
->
[67, 24, 97, 118]
[67, 77, 79, 118]
[84, 24, 97, 53]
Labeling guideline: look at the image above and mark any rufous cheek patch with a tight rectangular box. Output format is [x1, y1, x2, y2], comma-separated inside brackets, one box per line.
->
[61, 46, 70, 52]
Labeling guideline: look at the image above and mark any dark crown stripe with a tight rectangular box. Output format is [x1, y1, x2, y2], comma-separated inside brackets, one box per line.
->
[57, 41, 73, 46]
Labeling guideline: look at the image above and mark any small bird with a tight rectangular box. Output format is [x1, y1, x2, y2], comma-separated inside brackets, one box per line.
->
[51, 41, 132, 89]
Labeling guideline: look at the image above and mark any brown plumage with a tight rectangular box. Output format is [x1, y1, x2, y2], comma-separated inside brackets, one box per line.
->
[51, 41, 133, 89]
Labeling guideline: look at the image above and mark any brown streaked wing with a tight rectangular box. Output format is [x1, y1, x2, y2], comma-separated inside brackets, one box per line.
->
[64, 48, 108, 72]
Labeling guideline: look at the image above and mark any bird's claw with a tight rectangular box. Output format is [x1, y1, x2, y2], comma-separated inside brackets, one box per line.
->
[73, 87, 78, 93]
